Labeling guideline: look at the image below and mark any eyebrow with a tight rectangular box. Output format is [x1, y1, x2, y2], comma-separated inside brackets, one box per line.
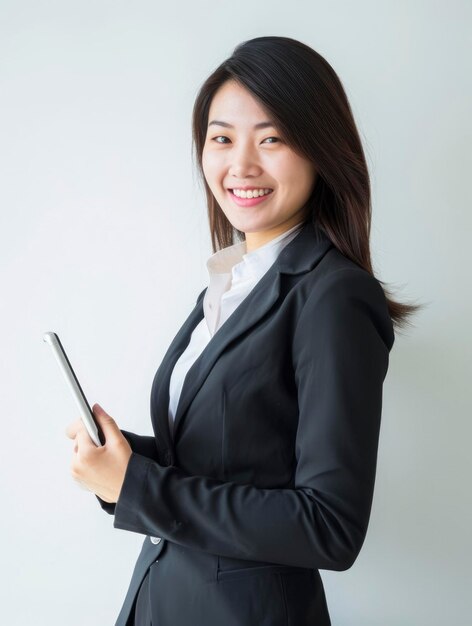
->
[208, 120, 276, 130]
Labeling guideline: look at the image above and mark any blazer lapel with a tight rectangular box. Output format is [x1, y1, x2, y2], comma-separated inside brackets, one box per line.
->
[152, 220, 333, 455]
[150, 293, 205, 458]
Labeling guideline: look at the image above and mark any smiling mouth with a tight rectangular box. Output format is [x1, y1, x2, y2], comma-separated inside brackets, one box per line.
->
[228, 188, 274, 198]
[227, 188, 274, 207]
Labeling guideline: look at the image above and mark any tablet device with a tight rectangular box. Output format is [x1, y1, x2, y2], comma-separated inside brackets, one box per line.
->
[43, 332, 105, 447]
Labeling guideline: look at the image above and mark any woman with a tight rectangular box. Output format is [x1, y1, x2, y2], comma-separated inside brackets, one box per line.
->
[66, 36, 420, 626]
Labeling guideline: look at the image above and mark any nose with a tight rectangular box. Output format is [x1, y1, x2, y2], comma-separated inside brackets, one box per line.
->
[228, 143, 262, 179]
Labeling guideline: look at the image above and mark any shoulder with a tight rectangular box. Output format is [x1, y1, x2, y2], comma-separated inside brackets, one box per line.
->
[295, 248, 395, 352]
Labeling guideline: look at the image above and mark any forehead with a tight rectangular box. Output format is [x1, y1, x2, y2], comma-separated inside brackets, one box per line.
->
[207, 80, 274, 127]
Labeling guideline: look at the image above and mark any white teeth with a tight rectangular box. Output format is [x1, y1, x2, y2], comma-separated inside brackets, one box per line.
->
[232, 188, 272, 199]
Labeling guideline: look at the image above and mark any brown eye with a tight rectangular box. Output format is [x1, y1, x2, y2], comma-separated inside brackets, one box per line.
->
[211, 136, 280, 144]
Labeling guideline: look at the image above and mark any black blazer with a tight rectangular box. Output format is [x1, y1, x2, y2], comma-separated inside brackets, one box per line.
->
[97, 219, 395, 626]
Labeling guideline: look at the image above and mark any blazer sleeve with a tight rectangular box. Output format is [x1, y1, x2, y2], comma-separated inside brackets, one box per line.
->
[96, 430, 158, 515]
[111, 269, 395, 571]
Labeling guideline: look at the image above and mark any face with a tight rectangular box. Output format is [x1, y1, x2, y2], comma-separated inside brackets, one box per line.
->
[202, 79, 318, 252]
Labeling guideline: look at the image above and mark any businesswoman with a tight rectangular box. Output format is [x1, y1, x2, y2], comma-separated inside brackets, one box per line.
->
[66, 36, 419, 625]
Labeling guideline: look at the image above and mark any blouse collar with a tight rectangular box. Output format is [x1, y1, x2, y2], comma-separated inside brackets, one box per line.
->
[206, 220, 305, 284]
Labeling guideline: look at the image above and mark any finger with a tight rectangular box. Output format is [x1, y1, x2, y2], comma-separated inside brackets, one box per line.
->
[75, 426, 98, 457]
[65, 418, 85, 439]
[92, 404, 120, 444]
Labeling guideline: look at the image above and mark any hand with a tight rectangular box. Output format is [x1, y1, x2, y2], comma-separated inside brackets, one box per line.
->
[65, 403, 132, 504]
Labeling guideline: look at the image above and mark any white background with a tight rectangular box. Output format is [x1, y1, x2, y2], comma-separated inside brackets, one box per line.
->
[1, 1, 470, 624]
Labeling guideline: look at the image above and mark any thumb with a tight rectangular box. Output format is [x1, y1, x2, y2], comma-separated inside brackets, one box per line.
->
[92, 403, 120, 441]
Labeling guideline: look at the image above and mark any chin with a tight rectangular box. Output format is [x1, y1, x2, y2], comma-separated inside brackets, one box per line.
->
[228, 219, 265, 235]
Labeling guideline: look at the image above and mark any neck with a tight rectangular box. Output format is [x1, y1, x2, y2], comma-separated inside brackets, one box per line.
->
[244, 218, 304, 254]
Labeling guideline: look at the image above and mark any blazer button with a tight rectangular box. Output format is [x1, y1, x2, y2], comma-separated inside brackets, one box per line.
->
[150, 536, 161, 545]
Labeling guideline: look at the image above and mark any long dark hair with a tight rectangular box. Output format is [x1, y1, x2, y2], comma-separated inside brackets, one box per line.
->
[191, 35, 422, 330]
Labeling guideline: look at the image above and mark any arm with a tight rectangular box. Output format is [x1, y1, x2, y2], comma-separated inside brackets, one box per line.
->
[112, 269, 394, 570]
[96, 430, 158, 515]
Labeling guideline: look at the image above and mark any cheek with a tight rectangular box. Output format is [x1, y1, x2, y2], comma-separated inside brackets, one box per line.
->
[202, 150, 221, 180]
[275, 168, 315, 207]
[201, 149, 210, 175]
[288, 160, 317, 197]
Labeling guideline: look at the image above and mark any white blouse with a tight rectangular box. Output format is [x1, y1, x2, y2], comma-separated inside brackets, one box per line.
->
[168, 220, 305, 438]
